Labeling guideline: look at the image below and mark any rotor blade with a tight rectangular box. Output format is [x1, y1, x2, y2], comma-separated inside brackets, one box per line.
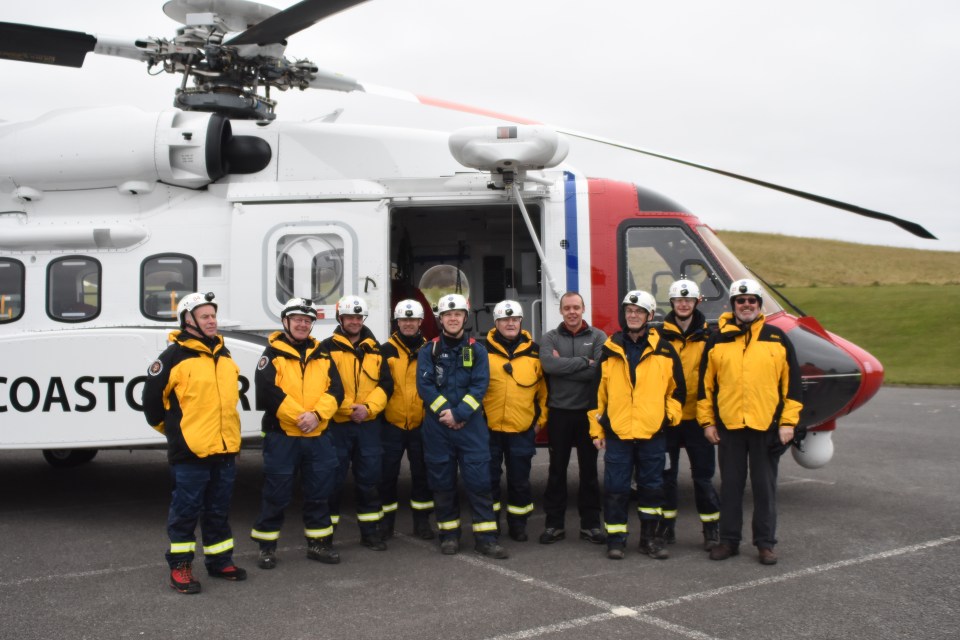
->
[555, 127, 937, 240]
[355, 89, 936, 240]
[225, 0, 370, 46]
[0, 22, 96, 67]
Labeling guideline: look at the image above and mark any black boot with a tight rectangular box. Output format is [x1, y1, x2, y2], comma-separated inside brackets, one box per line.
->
[412, 514, 434, 539]
[657, 518, 676, 544]
[639, 520, 669, 559]
[307, 536, 341, 564]
[381, 514, 396, 540]
[702, 521, 720, 551]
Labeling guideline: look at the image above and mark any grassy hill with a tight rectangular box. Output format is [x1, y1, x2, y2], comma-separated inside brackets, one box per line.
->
[715, 231, 960, 385]
[717, 231, 960, 287]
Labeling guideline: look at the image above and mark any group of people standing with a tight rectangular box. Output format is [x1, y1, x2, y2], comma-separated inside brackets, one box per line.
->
[142, 277, 803, 595]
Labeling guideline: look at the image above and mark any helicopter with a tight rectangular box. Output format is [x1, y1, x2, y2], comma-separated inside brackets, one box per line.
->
[0, 0, 939, 469]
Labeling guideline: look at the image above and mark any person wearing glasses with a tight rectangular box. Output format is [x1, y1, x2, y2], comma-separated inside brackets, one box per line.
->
[482, 300, 548, 543]
[590, 290, 685, 560]
[698, 279, 804, 565]
[250, 298, 345, 569]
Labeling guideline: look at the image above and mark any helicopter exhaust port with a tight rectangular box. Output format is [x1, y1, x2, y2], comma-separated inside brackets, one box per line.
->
[0, 107, 271, 194]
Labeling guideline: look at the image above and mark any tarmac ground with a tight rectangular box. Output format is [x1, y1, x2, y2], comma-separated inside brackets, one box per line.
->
[1, 386, 958, 640]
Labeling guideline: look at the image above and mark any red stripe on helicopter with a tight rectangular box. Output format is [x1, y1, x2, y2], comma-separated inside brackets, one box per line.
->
[416, 96, 541, 125]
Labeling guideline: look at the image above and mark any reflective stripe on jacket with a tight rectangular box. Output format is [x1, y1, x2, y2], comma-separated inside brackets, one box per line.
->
[483, 329, 548, 433]
[697, 313, 803, 432]
[142, 330, 241, 463]
[382, 332, 426, 429]
[416, 335, 489, 426]
[589, 328, 684, 441]
[659, 309, 711, 421]
[255, 331, 344, 437]
[320, 326, 393, 423]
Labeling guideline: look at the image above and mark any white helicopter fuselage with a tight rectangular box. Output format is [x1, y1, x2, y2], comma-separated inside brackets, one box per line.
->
[0, 106, 583, 451]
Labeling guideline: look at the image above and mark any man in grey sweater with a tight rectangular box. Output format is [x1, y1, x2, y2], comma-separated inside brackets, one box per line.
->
[538, 292, 607, 545]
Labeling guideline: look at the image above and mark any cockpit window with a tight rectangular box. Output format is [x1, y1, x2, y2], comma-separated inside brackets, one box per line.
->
[0, 258, 25, 323]
[622, 223, 781, 321]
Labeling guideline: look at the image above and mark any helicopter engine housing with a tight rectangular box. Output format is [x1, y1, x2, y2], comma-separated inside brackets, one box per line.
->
[0, 107, 269, 195]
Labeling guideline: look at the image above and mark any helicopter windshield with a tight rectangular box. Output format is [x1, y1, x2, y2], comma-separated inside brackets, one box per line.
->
[621, 222, 782, 322]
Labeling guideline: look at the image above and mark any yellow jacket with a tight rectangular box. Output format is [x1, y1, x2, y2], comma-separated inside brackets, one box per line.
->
[697, 313, 803, 432]
[483, 329, 548, 433]
[590, 328, 684, 441]
[255, 332, 344, 437]
[320, 326, 393, 423]
[142, 331, 241, 463]
[659, 309, 711, 421]
[382, 331, 427, 429]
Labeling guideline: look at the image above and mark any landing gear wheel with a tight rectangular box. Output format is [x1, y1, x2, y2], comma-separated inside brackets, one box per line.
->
[41, 449, 98, 468]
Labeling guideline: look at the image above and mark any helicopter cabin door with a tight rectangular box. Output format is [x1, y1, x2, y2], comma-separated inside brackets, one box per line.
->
[228, 201, 389, 335]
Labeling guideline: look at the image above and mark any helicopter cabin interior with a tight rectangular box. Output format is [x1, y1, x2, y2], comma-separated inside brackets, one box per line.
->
[388, 201, 544, 340]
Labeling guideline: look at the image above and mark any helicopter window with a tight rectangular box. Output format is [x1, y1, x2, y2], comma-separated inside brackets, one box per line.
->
[275, 234, 344, 305]
[419, 265, 471, 313]
[140, 254, 198, 321]
[622, 225, 730, 321]
[47, 256, 101, 323]
[0, 259, 25, 323]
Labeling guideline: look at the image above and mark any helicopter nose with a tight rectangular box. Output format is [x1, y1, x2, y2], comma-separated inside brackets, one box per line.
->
[788, 316, 884, 428]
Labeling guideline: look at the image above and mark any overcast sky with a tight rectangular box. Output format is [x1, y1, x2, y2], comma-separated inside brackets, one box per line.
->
[3, 0, 958, 252]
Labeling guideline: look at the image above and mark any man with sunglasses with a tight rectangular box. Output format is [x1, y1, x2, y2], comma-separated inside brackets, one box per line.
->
[251, 298, 344, 569]
[698, 279, 803, 565]
[482, 300, 549, 543]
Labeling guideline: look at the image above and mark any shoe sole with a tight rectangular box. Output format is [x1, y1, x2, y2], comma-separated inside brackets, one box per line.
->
[539, 532, 566, 544]
[170, 582, 201, 594]
[579, 532, 606, 545]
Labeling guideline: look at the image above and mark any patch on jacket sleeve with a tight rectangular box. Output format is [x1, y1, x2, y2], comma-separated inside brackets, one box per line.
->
[257, 355, 270, 370]
[148, 360, 163, 376]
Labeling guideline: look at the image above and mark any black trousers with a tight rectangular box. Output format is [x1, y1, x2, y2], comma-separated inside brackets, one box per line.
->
[543, 408, 602, 530]
[717, 426, 781, 549]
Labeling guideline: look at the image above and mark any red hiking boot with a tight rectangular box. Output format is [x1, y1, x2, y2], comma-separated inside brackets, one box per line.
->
[170, 563, 201, 594]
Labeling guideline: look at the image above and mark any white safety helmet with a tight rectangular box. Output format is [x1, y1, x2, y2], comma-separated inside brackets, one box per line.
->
[493, 299, 523, 320]
[336, 295, 369, 319]
[394, 299, 425, 319]
[668, 279, 701, 300]
[281, 297, 318, 321]
[728, 278, 764, 303]
[622, 289, 657, 316]
[177, 291, 217, 326]
[437, 293, 469, 315]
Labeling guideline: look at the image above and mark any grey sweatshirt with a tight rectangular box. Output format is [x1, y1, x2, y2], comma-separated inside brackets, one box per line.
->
[539, 321, 607, 410]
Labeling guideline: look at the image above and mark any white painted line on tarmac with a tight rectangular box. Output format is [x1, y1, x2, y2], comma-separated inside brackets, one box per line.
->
[634, 534, 960, 613]
[477, 535, 960, 640]
[780, 475, 836, 486]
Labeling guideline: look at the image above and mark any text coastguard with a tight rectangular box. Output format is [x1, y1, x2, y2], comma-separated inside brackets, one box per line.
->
[416, 293, 507, 559]
[321, 295, 394, 551]
[250, 298, 345, 569]
[141, 291, 247, 594]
